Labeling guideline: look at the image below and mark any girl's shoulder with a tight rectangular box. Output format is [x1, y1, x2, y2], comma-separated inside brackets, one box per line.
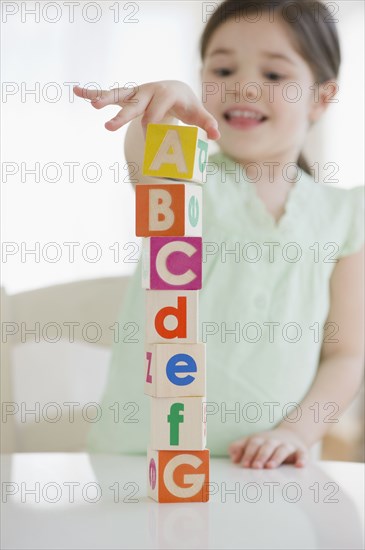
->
[299, 173, 364, 258]
[305, 172, 364, 202]
[301, 169, 363, 217]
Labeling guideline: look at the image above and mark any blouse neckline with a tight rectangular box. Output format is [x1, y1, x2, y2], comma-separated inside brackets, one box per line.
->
[211, 150, 312, 232]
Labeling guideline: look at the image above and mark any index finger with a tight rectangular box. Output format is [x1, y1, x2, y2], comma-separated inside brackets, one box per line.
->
[178, 104, 220, 141]
[73, 85, 139, 108]
[228, 437, 248, 463]
[294, 448, 308, 468]
[193, 108, 220, 140]
[73, 85, 105, 101]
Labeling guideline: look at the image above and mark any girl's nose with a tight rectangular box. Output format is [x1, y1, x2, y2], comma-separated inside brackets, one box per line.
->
[245, 85, 257, 100]
[233, 71, 260, 101]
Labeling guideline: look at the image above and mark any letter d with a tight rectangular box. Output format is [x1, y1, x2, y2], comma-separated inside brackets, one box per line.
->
[154, 296, 187, 339]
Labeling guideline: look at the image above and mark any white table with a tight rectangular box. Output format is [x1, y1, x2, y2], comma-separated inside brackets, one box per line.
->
[1, 453, 364, 549]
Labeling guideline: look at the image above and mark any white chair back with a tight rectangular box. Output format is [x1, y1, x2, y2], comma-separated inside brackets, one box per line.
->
[1, 277, 130, 452]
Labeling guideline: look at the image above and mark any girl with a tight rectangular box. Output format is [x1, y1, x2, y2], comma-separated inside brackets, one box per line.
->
[73, 0, 364, 468]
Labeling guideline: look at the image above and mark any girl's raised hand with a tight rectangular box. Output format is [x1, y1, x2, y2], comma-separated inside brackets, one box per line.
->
[73, 81, 220, 140]
[228, 427, 309, 469]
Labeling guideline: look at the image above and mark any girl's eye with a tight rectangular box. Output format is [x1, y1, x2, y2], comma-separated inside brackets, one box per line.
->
[213, 68, 233, 77]
[264, 72, 284, 81]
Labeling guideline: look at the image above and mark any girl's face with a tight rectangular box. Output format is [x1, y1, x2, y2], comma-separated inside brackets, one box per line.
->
[201, 12, 320, 164]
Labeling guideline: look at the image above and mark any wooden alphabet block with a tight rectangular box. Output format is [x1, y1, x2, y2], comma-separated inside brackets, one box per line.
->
[145, 343, 206, 397]
[135, 183, 202, 237]
[146, 290, 198, 344]
[142, 124, 208, 184]
[142, 237, 202, 290]
[147, 448, 210, 502]
[150, 396, 207, 450]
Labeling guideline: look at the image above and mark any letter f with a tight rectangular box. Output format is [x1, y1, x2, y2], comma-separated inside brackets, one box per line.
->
[167, 403, 184, 445]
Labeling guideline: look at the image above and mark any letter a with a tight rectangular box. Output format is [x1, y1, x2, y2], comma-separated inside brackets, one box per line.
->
[149, 130, 188, 173]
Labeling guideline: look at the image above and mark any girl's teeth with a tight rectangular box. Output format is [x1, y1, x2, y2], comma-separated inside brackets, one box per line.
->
[227, 110, 263, 120]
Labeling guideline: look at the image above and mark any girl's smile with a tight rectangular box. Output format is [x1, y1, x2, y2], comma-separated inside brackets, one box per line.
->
[223, 105, 268, 130]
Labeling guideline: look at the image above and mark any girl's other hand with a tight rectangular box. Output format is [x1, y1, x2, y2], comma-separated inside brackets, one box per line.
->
[73, 81, 220, 140]
[228, 427, 309, 469]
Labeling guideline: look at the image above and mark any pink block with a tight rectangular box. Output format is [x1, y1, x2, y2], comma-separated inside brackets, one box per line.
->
[150, 237, 202, 290]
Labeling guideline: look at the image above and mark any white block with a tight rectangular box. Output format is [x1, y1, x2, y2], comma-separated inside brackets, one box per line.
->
[146, 290, 198, 343]
[150, 396, 207, 450]
[144, 343, 206, 397]
[193, 127, 209, 184]
[184, 183, 202, 236]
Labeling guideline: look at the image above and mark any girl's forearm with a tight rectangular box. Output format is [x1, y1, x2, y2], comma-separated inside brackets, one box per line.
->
[278, 354, 364, 447]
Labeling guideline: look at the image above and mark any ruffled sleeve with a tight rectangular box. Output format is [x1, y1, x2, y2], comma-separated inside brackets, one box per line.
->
[339, 186, 365, 257]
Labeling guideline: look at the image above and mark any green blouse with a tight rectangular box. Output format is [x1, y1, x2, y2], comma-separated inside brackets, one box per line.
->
[88, 151, 364, 456]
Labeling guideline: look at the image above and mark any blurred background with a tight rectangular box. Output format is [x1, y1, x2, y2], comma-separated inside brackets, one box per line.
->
[1, 1, 364, 459]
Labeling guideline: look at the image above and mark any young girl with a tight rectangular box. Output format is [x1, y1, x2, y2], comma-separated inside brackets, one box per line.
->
[73, 0, 364, 469]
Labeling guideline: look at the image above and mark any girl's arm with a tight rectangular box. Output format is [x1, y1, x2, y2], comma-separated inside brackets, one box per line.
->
[229, 245, 364, 468]
[280, 245, 364, 444]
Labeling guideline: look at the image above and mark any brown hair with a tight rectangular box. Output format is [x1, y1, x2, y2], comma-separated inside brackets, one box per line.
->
[200, 0, 341, 175]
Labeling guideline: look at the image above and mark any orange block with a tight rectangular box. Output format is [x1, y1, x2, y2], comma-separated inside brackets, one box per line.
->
[147, 448, 210, 503]
[135, 183, 202, 237]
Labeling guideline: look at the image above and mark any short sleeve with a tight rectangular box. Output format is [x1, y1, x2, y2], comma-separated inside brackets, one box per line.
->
[339, 186, 365, 257]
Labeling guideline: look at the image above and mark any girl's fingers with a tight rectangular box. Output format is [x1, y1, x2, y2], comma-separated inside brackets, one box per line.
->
[105, 101, 148, 131]
[251, 441, 280, 469]
[74, 83, 220, 139]
[187, 106, 220, 140]
[73, 85, 140, 108]
[141, 92, 220, 140]
[264, 444, 295, 468]
[172, 103, 220, 140]
[229, 438, 248, 464]
[73, 85, 106, 101]
[140, 91, 176, 128]
[240, 438, 264, 468]
[294, 448, 309, 468]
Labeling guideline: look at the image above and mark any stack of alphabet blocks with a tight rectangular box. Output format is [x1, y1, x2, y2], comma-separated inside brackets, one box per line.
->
[135, 123, 210, 503]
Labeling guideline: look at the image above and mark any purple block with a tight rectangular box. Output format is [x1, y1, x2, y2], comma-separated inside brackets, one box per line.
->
[150, 237, 202, 290]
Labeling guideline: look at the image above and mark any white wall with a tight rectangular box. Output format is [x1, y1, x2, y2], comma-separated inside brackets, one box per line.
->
[303, 0, 364, 188]
[1, 0, 364, 294]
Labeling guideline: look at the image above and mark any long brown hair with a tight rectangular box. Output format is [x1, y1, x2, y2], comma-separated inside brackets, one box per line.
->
[200, 0, 341, 175]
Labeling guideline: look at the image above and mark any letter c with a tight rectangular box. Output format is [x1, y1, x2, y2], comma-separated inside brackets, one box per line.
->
[156, 241, 197, 286]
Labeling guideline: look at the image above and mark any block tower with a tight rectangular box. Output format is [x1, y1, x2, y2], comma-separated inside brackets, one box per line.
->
[135, 122, 210, 503]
